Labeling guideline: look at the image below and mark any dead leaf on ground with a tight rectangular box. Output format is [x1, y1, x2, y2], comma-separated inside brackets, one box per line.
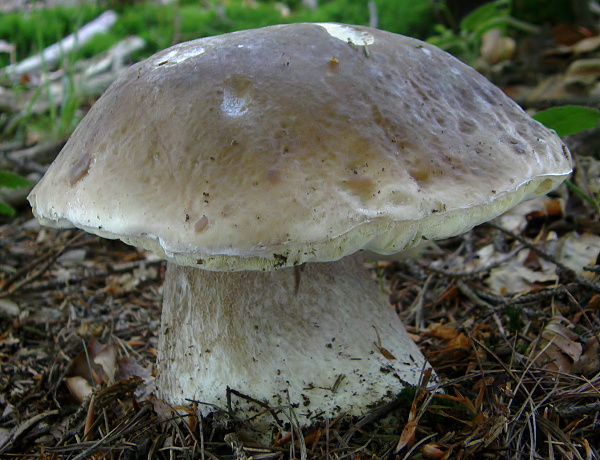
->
[428, 324, 459, 340]
[556, 232, 600, 277]
[572, 35, 600, 54]
[499, 196, 565, 233]
[530, 317, 583, 374]
[66, 337, 117, 388]
[571, 338, 600, 377]
[447, 333, 471, 350]
[421, 441, 451, 459]
[565, 58, 600, 93]
[486, 248, 557, 294]
[64, 338, 153, 403]
[65, 376, 93, 403]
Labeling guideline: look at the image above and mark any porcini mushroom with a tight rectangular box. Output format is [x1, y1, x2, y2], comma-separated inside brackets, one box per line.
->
[28, 23, 572, 427]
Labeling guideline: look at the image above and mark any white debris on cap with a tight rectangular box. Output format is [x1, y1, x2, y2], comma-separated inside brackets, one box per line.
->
[317, 23, 375, 46]
[28, 23, 572, 271]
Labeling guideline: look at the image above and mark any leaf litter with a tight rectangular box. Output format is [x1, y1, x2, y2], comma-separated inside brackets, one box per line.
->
[0, 22, 600, 460]
[0, 155, 598, 458]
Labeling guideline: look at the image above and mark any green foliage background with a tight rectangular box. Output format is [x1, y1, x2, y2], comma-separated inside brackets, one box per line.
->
[0, 0, 438, 68]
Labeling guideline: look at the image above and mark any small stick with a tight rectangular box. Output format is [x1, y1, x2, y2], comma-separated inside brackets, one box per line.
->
[83, 395, 96, 441]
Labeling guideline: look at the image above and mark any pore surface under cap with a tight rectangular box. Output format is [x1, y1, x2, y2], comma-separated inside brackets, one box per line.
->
[28, 23, 572, 271]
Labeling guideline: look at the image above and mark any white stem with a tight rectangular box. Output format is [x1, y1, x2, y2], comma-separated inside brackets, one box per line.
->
[157, 253, 431, 425]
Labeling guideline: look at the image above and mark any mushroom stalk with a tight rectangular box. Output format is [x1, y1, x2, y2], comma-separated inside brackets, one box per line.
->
[157, 252, 429, 424]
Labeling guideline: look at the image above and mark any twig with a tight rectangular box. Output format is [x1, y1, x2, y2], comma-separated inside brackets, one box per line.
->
[0, 410, 59, 453]
[226, 387, 284, 427]
[84, 395, 96, 441]
[457, 280, 495, 310]
[0, 232, 84, 297]
[29, 259, 162, 293]
[341, 397, 404, 444]
[368, 0, 378, 28]
[3, 11, 118, 79]
[3, 139, 65, 172]
[558, 402, 600, 417]
[47, 404, 153, 459]
[405, 274, 433, 329]
[421, 246, 526, 279]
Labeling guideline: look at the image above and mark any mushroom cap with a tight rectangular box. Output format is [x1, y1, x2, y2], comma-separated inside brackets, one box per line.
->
[28, 23, 572, 271]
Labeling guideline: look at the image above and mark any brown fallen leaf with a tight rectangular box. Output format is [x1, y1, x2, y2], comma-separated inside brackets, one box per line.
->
[530, 317, 583, 374]
[428, 324, 459, 340]
[572, 338, 600, 377]
[395, 389, 424, 453]
[447, 333, 471, 350]
[422, 442, 451, 460]
[589, 294, 600, 310]
[116, 356, 153, 382]
[66, 337, 117, 386]
[65, 376, 93, 404]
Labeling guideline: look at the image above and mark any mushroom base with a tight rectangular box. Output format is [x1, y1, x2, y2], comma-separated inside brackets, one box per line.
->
[157, 253, 433, 431]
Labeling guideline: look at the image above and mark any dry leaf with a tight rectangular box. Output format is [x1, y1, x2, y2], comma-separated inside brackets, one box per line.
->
[0, 298, 20, 317]
[395, 388, 425, 453]
[93, 343, 117, 385]
[116, 356, 153, 383]
[565, 58, 600, 92]
[56, 249, 87, 263]
[65, 376, 93, 403]
[556, 232, 600, 277]
[150, 396, 176, 423]
[572, 36, 600, 54]
[396, 419, 418, 453]
[0, 394, 13, 420]
[531, 318, 583, 374]
[421, 442, 450, 459]
[378, 347, 396, 360]
[428, 324, 459, 340]
[588, 294, 600, 310]
[447, 333, 471, 349]
[487, 249, 558, 294]
[552, 23, 588, 46]
[66, 338, 118, 387]
[572, 338, 600, 377]
[499, 196, 565, 232]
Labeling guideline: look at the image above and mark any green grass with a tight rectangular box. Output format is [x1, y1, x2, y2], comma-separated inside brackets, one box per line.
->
[0, 3, 104, 68]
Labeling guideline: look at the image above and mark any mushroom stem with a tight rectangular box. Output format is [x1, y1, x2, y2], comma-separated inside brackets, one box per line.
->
[157, 252, 431, 424]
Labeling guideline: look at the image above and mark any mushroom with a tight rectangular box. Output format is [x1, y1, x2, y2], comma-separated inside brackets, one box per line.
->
[28, 23, 572, 427]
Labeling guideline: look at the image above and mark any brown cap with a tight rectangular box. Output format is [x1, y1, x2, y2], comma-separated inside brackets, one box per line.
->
[28, 23, 572, 270]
